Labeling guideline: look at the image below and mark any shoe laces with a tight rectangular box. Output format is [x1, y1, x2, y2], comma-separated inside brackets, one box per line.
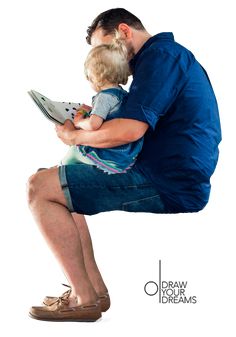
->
[44, 284, 72, 307]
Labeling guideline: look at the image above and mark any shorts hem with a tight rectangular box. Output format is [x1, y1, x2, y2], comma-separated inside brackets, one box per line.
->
[58, 165, 75, 212]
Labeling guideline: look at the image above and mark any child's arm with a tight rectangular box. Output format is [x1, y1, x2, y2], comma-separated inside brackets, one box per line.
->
[75, 114, 104, 131]
[74, 92, 116, 131]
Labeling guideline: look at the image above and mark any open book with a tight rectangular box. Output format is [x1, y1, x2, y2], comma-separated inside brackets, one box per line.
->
[28, 90, 83, 125]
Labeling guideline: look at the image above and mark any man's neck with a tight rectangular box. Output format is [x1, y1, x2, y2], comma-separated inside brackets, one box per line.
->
[133, 30, 152, 55]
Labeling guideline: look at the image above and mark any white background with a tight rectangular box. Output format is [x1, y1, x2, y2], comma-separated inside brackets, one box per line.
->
[0, 0, 235, 336]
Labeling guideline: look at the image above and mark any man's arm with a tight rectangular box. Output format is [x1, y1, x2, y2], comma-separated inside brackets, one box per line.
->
[72, 118, 149, 147]
[56, 118, 149, 148]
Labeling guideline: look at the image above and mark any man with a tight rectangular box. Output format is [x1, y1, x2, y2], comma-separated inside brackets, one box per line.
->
[27, 8, 221, 321]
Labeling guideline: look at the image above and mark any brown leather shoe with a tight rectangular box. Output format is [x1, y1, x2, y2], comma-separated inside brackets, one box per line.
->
[43, 284, 111, 312]
[29, 290, 101, 322]
[96, 293, 110, 312]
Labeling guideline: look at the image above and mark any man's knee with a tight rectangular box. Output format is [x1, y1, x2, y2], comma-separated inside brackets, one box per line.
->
[27, 167, 67, 208]
[27, 172, 43, 206]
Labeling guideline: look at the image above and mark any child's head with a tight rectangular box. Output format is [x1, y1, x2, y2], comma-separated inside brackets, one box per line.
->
[84, 39, 130, 91]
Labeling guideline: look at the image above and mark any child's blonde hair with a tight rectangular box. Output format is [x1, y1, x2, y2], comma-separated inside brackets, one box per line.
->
[84, 38, 130, 90]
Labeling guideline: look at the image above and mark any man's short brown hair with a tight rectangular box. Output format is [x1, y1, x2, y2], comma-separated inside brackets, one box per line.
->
[86, 8, 145, 44]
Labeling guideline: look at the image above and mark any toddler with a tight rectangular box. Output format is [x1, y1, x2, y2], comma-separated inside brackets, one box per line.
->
[60, 40, 144, 174]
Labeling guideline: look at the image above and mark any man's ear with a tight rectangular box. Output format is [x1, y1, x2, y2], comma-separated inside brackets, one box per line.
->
[117, 23, 132, 39]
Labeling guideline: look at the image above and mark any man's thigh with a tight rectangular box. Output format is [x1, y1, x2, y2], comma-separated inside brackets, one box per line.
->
[58, 164, 166, 215]
[29, 166, 67, 207]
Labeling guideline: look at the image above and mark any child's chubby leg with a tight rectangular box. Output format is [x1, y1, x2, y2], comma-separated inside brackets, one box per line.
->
[60, 145, 96, 166]
[60, 145, 79, 165]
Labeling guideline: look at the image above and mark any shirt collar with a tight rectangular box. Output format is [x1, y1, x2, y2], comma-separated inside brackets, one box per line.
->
[129, 32, 174, 70]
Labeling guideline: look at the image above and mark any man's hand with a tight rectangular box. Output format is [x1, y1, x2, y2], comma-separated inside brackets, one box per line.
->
[55, 119, 76, 145]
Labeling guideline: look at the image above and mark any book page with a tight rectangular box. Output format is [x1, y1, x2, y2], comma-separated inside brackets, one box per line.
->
[28, 90, 82, 124]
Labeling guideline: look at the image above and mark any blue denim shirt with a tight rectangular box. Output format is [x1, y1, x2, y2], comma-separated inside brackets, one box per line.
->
[77, 87, 144, 174]
[120, 33, 222, 212]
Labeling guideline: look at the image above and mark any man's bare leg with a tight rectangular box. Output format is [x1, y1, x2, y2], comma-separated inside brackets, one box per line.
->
[72, 213, 108, 296]
[27, 167, 98, 306]
[36, 166, 109, 296]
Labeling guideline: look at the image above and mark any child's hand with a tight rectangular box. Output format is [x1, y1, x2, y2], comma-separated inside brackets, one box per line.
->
[73, 104, 92, 127]
[79, 104, 92, 112]
[73, 111, 85, 127]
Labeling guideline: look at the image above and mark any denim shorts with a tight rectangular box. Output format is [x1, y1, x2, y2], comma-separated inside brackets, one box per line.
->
[57, 163, 166, 216]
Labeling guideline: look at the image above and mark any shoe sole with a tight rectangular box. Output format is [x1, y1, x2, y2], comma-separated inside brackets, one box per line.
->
[29, 312, 101, 322]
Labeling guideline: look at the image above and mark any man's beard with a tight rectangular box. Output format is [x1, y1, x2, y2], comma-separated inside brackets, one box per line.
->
[127, 44, 135, 61]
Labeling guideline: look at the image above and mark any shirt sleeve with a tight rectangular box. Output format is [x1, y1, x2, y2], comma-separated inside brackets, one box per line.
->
[123, 48, 192, 130]
[90, 93, 119, 120]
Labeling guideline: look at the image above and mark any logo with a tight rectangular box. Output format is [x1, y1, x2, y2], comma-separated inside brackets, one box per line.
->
[144, 260, 197, 304]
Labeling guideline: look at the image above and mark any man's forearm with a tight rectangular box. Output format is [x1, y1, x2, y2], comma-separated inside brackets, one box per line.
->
[70, 118, 147, 148]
